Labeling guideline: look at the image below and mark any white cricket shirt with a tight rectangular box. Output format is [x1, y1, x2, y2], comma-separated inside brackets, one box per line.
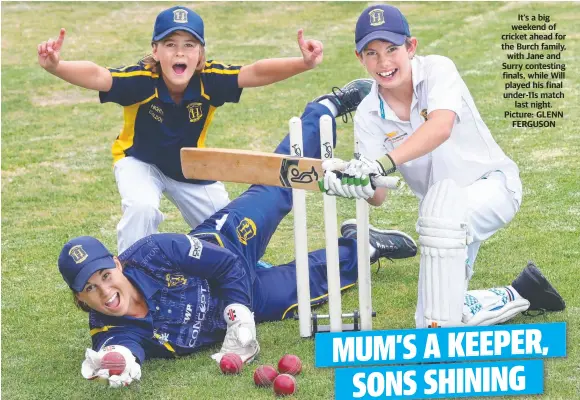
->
[354, 55, 522, 204]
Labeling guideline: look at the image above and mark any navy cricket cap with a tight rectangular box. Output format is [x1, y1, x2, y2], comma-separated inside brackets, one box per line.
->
[58, 236, 116, 292]
[152, 6, 205, 44]
[355, 5, 411, 53]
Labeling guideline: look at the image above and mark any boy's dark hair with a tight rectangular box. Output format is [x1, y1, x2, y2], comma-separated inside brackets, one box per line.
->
[361, 37, 415, 53]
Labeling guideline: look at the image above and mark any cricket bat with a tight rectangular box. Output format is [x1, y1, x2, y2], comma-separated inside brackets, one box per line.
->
[181, 148, 403, 191]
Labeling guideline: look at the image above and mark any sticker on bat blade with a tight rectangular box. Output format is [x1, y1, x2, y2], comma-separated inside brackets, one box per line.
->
[279, 159, 319, 187]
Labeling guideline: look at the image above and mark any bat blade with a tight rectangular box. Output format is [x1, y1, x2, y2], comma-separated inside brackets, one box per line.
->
[181, 148, 323, 191]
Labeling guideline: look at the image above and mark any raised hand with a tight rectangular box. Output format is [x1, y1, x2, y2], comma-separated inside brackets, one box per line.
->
[297, 29, 323, 69]
[37, 28, 66, 72]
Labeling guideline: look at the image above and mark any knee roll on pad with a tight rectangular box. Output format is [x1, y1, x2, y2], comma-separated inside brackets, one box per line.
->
[416, 179, 470, 328]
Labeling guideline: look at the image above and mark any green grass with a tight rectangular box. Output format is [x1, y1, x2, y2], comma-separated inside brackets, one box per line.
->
[2, 2, 579, 399]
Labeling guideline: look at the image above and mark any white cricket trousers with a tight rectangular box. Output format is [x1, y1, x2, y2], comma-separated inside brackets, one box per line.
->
[114, 156, 230, 254]
[465, 171, 521, 278]
[414, 172, 521, 327]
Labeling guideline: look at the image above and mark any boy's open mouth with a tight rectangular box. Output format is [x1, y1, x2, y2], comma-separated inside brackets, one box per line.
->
[173, 63, 187, 75]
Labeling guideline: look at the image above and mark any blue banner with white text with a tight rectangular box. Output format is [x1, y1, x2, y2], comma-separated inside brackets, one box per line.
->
[334, 359, 544, 399]
[315, 323, 566, 367]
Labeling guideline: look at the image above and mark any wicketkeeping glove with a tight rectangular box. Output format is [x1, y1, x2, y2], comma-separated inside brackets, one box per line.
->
[211, 303, 260, 364]
[81, 345, 141, 388]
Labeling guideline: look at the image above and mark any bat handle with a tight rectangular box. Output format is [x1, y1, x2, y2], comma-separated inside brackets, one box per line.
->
[371, 175, 404, 190]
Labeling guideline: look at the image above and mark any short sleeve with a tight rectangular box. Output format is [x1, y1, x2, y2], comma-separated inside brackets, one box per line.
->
[425, 56, 463, 117]
[200, 60, 243, 106]
[99, 64, 157, 106]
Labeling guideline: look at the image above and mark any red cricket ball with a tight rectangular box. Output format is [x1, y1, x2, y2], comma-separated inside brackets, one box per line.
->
[273, 373, 297, 396]
[253, 365, 278, 387]
[101, 351, 126, 376]
[277, 354, 302, 376]
[219, 353, 243, 375]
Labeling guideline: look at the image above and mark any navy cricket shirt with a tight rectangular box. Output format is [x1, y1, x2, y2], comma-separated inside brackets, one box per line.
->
[99, 61, 243, 183]
[88, 233, 251, 363]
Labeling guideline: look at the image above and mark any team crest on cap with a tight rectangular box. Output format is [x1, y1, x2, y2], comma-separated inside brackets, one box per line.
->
[369, 9, 386, 26]
[173, 9, 188, 23]
[187, 103, 203, 122]
[69, 245, 88, 264]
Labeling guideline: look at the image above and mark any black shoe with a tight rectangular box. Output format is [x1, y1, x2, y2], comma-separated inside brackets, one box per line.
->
[511, 262, 565, 311]
[340, 219, 417, 263]
[314, 79, 373, 122]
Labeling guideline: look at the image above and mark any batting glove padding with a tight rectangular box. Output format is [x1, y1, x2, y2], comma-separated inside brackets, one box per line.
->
[81, 345, 141, 388]
[346, 154, 396, 178]
[321, 158, 375, 199]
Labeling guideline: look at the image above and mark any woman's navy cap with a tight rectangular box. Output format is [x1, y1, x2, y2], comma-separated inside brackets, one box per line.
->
[58, 236, 115, 292]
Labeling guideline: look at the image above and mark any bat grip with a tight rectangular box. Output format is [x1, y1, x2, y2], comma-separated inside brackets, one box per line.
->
[371, 175, 404, 190]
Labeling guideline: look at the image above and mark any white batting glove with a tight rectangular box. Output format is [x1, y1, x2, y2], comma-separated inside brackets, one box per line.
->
[211, 304, 260, 364]
[322, 170, 350, 197]
[321, 158, 350, 197]
[81, 345, 141, 388]
[346, 154, 397, 178]
[337, 162, 375, 200]
[321, 158, 349, 173]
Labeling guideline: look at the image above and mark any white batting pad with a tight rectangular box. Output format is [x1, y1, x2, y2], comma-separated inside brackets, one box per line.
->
[416, 179, 469, 328]
[463, 288, 530, 326]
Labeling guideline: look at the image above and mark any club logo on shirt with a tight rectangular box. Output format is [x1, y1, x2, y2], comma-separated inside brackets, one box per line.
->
[384, 130, 408, 145]
[166, 273, 188, 287]
[237, 217, 257, 245]
[173, 9, 188, 23]
[69, 245, 88, 264]
[187, 102, 203, 122]
[369, 9, 386, 26]
[420, 109, 429, 121]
